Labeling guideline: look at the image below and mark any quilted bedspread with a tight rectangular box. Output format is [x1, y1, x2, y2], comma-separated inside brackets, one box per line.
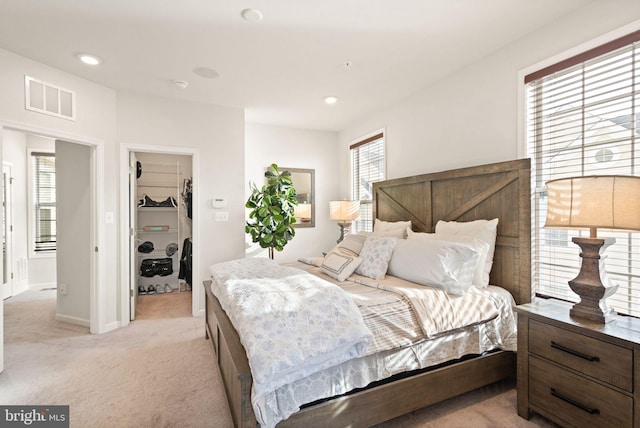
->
[209, 258, 373, 399]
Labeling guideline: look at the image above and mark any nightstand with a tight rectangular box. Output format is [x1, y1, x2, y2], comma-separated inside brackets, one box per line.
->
[515, 299, 640, 428]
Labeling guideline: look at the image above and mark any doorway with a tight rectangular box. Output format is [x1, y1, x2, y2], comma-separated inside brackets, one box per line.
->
[0, 124, 103, 332]
[124, 147, 195, 322]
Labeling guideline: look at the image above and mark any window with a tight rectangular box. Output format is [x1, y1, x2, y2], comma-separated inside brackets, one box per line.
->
[351, 132, 385, 232]
[526, 30, 640, 317]
[31, 152, 56, 253]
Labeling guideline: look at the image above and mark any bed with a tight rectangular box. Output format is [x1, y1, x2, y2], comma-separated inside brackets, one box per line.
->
[204, 158, 532, 427]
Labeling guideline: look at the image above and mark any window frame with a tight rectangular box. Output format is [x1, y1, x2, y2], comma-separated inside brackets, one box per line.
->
[350, 130, 386, 233]
[28, 149, 56, 258]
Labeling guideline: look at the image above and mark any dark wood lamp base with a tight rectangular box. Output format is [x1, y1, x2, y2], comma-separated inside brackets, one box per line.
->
[568, 237, 618, 324]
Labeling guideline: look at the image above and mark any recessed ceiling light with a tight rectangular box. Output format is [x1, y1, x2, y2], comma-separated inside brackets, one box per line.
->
[241, 8, 263, 23]
[77, 53, 101, 66]
[324, 96, 339, 105]
[193, 67, 220, 79]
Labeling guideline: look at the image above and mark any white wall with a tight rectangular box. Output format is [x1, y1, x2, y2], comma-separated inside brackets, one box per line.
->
[116, 92, 245, 315]
[338, 2, 640, 194]
[245, 123, 340, 262]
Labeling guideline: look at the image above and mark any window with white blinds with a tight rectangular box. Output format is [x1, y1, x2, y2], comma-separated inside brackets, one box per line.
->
[351, 132, 385, 232]
[526, 30, 640, 318]
[32, 152, 56, 252]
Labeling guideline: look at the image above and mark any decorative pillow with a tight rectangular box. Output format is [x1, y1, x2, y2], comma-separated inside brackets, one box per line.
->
[335, 233, 367, 257]
[387, 238, 482, 295]
[297, 257, 324, 267]
[355, 236, 398, 280]
[373, 219, 411, 239]
[320, 251, 363, 282]
[406, 228, 490, 287]
[435, 218, 499, 286]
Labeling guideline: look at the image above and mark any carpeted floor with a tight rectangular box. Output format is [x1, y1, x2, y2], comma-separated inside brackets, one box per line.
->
[1, 287, 557, 427]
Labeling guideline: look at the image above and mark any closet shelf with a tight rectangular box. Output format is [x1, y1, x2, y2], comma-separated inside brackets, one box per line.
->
[137, 207, 177, 212]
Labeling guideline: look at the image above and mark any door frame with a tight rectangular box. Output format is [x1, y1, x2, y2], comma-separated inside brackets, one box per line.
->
[119, 143, 199, 324]
[3, 162, 13, 299]
[0, 120, 105, 334]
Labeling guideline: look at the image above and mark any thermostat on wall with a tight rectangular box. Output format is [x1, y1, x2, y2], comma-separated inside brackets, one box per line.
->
[212, 198, 227, 209]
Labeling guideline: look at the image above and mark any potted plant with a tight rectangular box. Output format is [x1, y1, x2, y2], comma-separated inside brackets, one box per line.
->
[246, 164, 298, 259]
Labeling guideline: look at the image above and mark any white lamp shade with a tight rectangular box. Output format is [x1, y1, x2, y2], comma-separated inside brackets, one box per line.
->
[294, 203, 311, 219]
[545, 175, 640, 231]
[329, 200, 360, 222]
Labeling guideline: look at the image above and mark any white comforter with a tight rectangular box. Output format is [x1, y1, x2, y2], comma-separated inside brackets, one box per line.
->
[209, 258, 373, 401]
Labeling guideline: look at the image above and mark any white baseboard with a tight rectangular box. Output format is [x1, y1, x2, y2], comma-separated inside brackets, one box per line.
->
[103, 321, 120, 333]
[28, 282, 56, 290]
[55, 313, 90, 328]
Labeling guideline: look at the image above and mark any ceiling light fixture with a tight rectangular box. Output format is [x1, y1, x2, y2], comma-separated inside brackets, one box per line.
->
[241, 8, 263, 23]
[324, 96, 339, 105]
[172, 80, 189, 89]
[193, 67, 220, 79]
[77, 53, 101, 66]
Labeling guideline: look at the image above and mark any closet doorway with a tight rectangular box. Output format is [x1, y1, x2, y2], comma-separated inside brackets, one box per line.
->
[128, 150, 194, 321]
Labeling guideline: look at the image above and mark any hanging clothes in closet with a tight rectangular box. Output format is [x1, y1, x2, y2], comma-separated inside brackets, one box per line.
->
[178, 237, 192, 288]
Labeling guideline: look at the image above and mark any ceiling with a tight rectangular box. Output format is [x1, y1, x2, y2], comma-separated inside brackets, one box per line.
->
[0, 0, 593, 131]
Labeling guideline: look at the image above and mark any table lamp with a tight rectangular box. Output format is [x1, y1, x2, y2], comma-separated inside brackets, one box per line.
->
[294, 203, 312, 223]
[329, 200, 360, 243]
[544, 175, 640, 323]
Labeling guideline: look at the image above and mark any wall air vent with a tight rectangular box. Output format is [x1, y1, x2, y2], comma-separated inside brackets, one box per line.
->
[25, 76, 76, 121]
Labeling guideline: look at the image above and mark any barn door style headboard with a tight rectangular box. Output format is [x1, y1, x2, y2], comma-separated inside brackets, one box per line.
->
[372, 159, 531, 305]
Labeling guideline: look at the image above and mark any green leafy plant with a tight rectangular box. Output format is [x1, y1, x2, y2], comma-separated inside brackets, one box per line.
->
[245, 164, 298, 259]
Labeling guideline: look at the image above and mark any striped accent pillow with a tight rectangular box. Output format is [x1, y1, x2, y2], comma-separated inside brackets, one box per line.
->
[336, 234, 367, 257]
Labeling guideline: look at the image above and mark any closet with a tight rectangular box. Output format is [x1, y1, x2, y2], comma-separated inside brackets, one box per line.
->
[134, 153, 192, 297]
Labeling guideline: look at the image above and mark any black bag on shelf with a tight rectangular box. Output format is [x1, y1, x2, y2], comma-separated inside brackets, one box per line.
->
[140, 258, 173, 277]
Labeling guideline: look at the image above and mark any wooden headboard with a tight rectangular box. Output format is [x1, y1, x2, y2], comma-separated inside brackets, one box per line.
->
[373, 159, 531, 305]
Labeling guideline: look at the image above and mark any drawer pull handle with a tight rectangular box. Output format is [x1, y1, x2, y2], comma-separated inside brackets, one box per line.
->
[550, 341, 600, 362]
[550, 388, 600, 415]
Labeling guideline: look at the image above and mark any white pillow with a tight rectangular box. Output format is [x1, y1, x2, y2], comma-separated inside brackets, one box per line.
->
[374, 219, 411, 239]
[355, 236, 398, 280]
[334, 233, 367, 257]
[321, 251, 363, 282]
[387, 238, 482, 295]
[435, 218, 499, 286]
[406, 228, 490, 287]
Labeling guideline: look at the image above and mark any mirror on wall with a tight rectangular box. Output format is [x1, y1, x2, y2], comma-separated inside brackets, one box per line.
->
[285, 167, 315, 228]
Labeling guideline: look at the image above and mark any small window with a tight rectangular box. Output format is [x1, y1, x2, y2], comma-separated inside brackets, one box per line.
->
[350, 132, 385, 232]
[31, 152, 56, 253]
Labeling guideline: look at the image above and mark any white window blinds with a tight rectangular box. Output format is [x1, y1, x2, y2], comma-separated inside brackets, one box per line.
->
[351, 133, 385, 232]
[526, 30, 640, 318]
[32, 152, 56, 252]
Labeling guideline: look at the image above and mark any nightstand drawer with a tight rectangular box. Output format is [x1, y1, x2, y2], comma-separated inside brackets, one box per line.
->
[529, 356, 633, 428]
[529, 319, 633, 391]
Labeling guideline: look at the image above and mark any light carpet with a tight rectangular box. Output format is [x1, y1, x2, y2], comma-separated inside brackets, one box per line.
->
[1, 287, 556, 427]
